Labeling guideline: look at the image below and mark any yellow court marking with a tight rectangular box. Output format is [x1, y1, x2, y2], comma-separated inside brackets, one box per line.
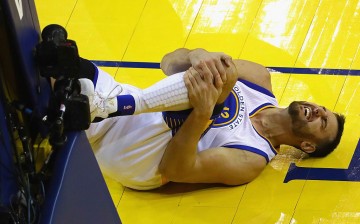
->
[295, 0, 360, 69]
[241, 0, 322, 67]
[185, 0, 263, 57]
[35, 0, 77, 29]
[279, 74, 346, 109]
[123, 0, 202, 62]
[66, 0, 147, 61]
[115, 68, 166, 88]
[336, 76, 360, 115]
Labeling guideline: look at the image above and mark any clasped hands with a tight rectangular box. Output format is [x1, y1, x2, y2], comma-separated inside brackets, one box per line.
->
[184, 49, 237, 118]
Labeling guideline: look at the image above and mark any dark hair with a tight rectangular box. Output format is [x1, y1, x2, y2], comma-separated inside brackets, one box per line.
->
[309, 113, 346, 157]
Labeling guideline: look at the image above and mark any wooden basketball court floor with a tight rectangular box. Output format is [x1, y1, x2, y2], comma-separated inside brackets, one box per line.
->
[35, 0, 360, 223]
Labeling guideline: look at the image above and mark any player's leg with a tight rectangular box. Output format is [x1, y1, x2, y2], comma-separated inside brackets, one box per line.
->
[79, 64, 192, 121]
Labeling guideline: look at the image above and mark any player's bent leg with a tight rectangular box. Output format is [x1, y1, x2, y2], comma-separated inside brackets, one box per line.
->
[138, 71, 191, 113]
[81, 66, 193, 122]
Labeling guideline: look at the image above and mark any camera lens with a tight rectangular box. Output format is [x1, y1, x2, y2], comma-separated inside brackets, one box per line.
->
[41, 24, 68, 45]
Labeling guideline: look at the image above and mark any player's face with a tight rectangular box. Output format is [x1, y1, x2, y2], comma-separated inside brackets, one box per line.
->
[288, 101, 338, 144]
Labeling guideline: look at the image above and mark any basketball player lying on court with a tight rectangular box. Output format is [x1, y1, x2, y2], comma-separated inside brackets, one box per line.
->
[78, 48, 345, 190]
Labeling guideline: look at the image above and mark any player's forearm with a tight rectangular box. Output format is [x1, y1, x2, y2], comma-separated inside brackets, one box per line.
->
[160, 48, 209, 76]
[160, 48, 191, 76]
[159, 110, 210, 181]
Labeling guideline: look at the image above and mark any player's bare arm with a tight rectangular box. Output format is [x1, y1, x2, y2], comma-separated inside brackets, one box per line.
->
[158, 67, 267, 185]
[232, 59, 273, 93]
[160, 48, 272, 99]
[160, 48, 232, 81]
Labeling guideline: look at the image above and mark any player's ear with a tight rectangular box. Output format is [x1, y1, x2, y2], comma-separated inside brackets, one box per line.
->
[300, 141, 316, 153]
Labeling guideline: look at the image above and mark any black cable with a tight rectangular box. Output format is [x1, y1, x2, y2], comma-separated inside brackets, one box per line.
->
[0, 130, 17, 177]
[4, 106, 39, 224]
[10, 193, 23, 223]
[0, 43, 42, 224]
[26, 179, 31, 224]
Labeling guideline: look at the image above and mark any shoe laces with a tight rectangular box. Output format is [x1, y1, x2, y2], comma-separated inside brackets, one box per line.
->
[93, 85, 123, 113]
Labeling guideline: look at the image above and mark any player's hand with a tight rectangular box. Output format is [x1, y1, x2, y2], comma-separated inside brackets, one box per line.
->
[184, 67, 223, 118]
[188, 49, 232, 84]
[216, 61, 238, 104]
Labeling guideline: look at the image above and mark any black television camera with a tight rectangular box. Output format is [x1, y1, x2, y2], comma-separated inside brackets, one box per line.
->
[36, 24, 91, 146]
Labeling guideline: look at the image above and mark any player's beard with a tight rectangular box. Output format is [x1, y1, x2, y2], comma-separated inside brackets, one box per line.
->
[288, 101, 314, 139]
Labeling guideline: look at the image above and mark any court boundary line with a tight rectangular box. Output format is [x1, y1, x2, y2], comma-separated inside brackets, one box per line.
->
[91, 60, 360, 76]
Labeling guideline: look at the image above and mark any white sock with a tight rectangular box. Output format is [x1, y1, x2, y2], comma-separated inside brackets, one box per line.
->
[133, 71, 190, 114]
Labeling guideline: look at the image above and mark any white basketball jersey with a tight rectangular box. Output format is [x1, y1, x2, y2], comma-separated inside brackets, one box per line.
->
[198, 79, 279, 162]
[87, 67, 279, 190]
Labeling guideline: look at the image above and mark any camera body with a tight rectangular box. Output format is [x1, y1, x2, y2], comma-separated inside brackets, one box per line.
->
[35, 24, 80, 79]
[36, 39, 80, 79]
[35, 24, 90, 145]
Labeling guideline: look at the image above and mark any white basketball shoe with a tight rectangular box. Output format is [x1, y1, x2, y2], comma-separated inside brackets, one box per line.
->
[78, 78, 120, 121]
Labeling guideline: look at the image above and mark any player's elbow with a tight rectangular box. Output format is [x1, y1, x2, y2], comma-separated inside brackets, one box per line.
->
[158, 163, 187, 182]
[159, 168, 186, 183]
[158, 165, 173, 181]
[222, 163, 265, 186]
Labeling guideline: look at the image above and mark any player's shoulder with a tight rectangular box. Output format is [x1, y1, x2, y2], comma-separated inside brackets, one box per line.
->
[232, 59, 273, 93]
